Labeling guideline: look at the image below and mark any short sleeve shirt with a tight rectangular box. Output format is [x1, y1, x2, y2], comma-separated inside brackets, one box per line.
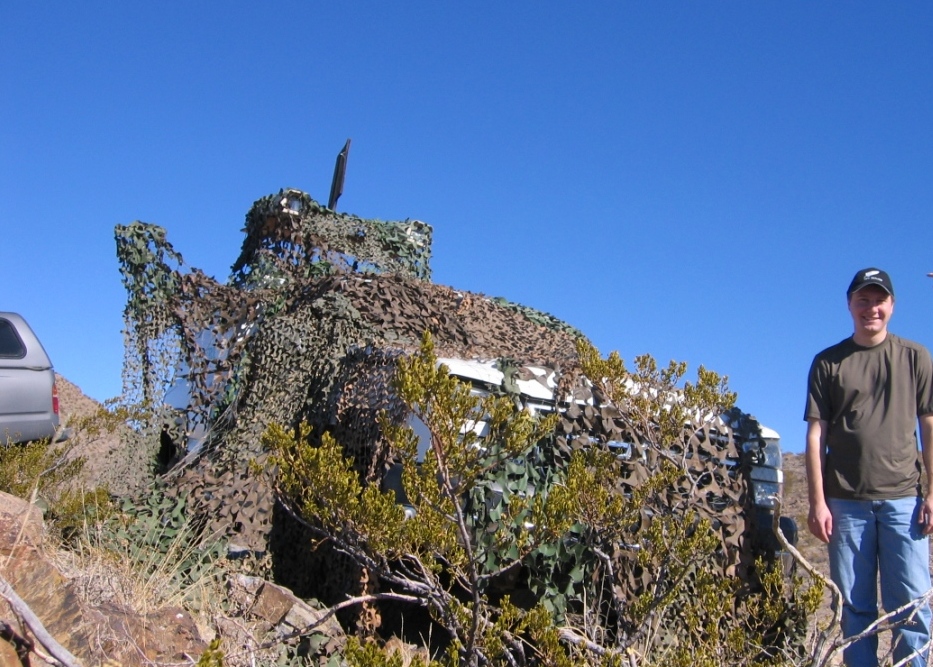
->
[804, 334, 933, 500]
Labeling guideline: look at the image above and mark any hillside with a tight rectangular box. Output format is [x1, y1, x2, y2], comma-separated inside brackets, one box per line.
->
[780, 452, 835, 632]
[55, 374, 140, 497]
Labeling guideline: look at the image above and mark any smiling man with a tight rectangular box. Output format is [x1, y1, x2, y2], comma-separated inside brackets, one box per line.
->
[805, 268, 933, 667]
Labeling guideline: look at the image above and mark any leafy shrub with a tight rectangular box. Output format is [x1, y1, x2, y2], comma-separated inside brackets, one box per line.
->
[0, 437, 113, 541]
[0, 438, 84, 501]
[266, 333, 821, 666]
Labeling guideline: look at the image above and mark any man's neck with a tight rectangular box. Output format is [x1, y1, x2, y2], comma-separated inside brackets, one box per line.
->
[853, 330, 888, 347]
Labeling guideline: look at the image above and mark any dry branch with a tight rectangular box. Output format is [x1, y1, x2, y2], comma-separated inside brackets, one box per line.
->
[771, 499, 842, 667]
[0, 573, 81, 667]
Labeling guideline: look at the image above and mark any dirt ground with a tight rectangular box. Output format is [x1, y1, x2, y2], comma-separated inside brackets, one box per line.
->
[781, 453, 836, 628]
[55, 374, 133, 494]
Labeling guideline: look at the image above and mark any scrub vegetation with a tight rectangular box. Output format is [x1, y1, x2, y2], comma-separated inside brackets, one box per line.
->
[262, 332, 822, 667]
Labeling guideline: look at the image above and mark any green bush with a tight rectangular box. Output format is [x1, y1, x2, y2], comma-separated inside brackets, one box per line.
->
[267, 333, 821, 666]
[0, 438, 84, 501]
[0, 438, 113, 541]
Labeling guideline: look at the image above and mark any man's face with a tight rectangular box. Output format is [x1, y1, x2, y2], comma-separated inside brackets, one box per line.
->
[848, 285, 894, 339]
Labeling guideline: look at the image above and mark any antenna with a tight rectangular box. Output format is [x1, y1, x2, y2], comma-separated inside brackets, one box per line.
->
[328, 139, 351, 210]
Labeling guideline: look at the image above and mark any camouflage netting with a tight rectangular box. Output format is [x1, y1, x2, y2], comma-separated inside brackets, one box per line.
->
[231, 189, 432, 286]
[114, 188, 766, 627]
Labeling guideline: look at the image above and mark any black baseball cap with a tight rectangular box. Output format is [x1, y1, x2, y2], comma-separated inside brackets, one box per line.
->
[847, 267, 894, 298]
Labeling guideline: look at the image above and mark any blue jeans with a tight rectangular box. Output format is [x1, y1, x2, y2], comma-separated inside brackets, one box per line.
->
[827, 496, 932, 667]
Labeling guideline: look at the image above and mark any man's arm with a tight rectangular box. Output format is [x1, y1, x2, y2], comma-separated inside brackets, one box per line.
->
[918, 413, 933, 535]
[805, 418, 832, 543]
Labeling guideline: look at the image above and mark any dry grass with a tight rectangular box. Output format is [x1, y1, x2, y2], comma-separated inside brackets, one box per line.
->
[55, 525, 221, 614]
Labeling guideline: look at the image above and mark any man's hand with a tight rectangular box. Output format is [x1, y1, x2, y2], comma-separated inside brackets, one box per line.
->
[921, 414, 933, 534]
[920, 494, 933, 536]
[808, 501, 833, 543]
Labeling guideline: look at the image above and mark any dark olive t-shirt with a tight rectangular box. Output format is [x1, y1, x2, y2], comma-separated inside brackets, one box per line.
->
[805, 334, 933, 500]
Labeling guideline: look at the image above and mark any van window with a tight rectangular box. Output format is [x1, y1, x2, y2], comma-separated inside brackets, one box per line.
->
[0, 319, 26, 358]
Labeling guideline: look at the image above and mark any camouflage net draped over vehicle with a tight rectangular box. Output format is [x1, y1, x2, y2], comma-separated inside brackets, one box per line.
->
[114, 188, 772, 637]
[231, 188, 432, 286]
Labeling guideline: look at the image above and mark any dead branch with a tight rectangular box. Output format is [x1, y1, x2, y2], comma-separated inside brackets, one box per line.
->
[770, 498, 842, 667]
[773, 500, 933, 667]
[0, 574, 82, 667]
[833, 587, 933, 667]
[558, 628, 637, 666]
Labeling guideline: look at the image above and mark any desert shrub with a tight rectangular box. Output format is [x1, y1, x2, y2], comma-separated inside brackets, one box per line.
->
[0, 438, 84, 501]
[266, 332, 820, 666]
[196, 639, 225, 667]
[50, 486, 114, 541]
[0, 437, 114, 540]
[345, 637, 436, 667]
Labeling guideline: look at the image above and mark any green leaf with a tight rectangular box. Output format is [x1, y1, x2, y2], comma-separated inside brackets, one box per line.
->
[536, 543, 557, 558]
[568, 564, 584, 583]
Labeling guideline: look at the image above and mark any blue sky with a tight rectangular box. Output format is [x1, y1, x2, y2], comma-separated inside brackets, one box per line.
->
[2, 2, 931, 454]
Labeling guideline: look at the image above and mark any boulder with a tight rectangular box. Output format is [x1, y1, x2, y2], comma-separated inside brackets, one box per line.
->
[0, 491, 206, 665]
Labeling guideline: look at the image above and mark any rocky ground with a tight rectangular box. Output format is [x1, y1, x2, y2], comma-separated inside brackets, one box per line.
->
[0, 489, 345, 667]
[780, 453, 823, 570]
[0, 377, 207, 665]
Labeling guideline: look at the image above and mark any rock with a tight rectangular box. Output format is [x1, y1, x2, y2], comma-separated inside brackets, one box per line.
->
[0, 638, 20, 667]
[0, 491, 207, 665]
[232, 574, 345, 646]
[253, 579, 297, 625]
[283, 600, 336, 637]
[0, 492, 43, 550]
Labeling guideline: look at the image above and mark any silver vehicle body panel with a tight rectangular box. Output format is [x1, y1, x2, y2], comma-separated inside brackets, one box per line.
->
[0, 312, 60, 443]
